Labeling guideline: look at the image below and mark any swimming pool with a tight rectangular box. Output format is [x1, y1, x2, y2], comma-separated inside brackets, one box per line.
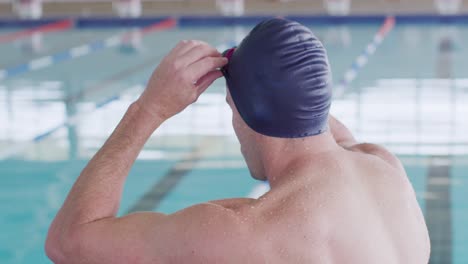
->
[0, 16, 467, 263]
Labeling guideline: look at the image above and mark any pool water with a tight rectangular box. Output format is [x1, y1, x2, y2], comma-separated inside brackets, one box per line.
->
[0, 20, 467, 263]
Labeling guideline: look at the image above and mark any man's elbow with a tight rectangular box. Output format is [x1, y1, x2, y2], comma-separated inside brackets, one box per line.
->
[45, 226, 81, 264]
[45, 233, 65, 264]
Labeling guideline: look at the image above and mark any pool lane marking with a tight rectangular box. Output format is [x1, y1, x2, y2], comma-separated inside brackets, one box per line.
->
[0, 19, 73, 44]
[0, 17, 176, 81]
[246, 17, 396, 199]
[125, 139, 212, 213]
[334, 16, 396, 97]
[426, 156, 452, 263]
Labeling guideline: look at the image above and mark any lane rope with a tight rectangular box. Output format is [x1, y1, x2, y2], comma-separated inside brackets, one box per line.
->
[0, 19, 73, 44]
[0, 18, 177, 81]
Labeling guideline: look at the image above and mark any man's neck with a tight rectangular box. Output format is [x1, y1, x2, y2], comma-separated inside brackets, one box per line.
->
[262, 132, 339, 189]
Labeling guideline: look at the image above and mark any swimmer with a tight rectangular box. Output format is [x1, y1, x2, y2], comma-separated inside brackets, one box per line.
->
[46, 18, 430, 263]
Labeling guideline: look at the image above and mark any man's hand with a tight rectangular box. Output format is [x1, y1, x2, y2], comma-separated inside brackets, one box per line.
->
[137, 40, 228, 121]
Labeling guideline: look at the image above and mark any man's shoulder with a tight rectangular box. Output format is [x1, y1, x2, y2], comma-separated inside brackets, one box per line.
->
[346, 143, 405, 173]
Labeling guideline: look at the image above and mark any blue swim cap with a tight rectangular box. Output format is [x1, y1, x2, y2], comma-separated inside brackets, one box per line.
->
[222, 18, 332, 138]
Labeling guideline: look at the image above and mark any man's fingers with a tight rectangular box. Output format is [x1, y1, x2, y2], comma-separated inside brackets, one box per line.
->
[183, 44, 222, 67]
[196, 70, 224, 94]
[173, 40, 204, 56]
[189, 56, 228, 82]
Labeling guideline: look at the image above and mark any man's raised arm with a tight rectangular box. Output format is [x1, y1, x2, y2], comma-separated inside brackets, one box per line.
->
[45, 40, 228, 264]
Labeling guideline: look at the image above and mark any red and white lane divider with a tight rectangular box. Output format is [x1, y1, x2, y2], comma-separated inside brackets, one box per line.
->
[0, 19, 73, 44]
